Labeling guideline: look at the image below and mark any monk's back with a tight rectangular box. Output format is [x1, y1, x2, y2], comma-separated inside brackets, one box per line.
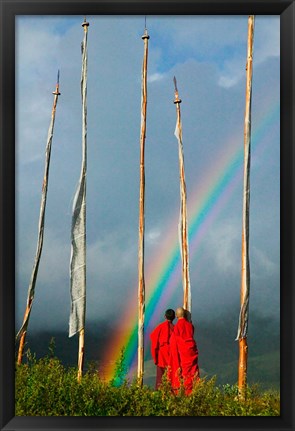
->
[174, 318, 194, 341]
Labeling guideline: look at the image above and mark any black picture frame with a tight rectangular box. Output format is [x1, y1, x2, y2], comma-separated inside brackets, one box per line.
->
[0, 1, 294, 430]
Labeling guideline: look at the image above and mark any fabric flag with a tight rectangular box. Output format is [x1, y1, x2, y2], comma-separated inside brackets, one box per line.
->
[69, 22, 88, 338]
[16, 73, 61, 340]
[236, 15, 255, 341]
[174, 78, 192, 313]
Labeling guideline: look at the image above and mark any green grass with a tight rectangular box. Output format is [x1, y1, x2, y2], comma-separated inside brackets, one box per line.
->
[15, 350, 280, 416]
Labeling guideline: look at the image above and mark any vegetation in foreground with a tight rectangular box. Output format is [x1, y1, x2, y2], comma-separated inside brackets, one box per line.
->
[15, 347, 280, 417]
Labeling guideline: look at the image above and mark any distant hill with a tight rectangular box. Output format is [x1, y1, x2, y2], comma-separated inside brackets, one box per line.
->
[143, 351, 279, 391]
[203, 350, 280, 390]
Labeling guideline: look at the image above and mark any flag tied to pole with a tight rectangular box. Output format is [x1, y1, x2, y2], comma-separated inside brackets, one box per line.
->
[174, 79, 192, 313]
[236, 15, 255, 341]
[69, 21, 88, 338]
[16, 74, 61, 340]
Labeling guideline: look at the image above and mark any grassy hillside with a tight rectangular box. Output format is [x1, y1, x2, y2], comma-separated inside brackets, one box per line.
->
[15, 354, 280, 416]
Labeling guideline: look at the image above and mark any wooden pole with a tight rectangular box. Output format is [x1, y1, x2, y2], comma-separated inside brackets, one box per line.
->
[17, 303, 31, 365]
[173, 77, 192, 315]
[16, 73, 61, 365]
[137, 26, 149, 386]
[237, 15, 255, 398]
[77, 328, 85, 383]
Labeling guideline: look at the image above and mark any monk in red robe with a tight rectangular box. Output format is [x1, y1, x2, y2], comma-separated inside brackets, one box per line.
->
[150, 309, 175, 389]
[169, 307, 200, 395]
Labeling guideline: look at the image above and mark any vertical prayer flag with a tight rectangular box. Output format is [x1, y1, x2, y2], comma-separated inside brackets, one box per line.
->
[236, 15, 255, 342]
[16, 73, 61, 364]
[174, 77, 192, 314]
[69, 19, 89, 339]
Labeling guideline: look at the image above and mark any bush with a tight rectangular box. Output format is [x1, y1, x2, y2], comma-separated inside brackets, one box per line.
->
[15, 351, 280, 416]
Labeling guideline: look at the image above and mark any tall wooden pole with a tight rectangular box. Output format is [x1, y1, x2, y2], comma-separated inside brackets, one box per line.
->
[237, 15, 255, 398]
[16, 72, 61, 365]
[137, 26, 149, 386]
[173, 77, 192, 315]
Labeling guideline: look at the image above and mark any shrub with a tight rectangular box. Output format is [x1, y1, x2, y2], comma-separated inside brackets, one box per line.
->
[15, 350, 280, 416]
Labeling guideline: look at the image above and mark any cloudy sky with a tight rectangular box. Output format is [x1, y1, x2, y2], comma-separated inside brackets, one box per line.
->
[15, 15, 280, 345]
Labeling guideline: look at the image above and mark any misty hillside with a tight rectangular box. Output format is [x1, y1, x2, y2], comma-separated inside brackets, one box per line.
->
[19, 311, 280, 390]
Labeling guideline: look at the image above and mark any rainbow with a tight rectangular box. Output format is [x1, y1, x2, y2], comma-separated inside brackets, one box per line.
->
[100, 100, 279, 384]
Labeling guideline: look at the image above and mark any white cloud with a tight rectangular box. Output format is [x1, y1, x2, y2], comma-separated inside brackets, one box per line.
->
[87, 232, 137, 280]
[36, 229, 70, 286]
[254, 17, 280, 60]
[218, 68, 244, 89]
[146, 228, 161, 244]
[15, 19, 63, 165]
[148, 72, 165, 83]
[218, 16, 279, 88]
[15, 225, 70, 329]
[16, 18, 61, 78]
[206, 221, 241, 274]
[251, 246, 278, 278]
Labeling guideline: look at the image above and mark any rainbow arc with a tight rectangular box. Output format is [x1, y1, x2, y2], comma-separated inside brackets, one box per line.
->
[101, 101, 279, 383]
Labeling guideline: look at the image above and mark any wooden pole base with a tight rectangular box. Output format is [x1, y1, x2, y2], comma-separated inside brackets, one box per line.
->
[77, 328, 85, 383]
[238, 336, 248, 399]
[17, 330, 27, 365]
[137, 346, 144, 387]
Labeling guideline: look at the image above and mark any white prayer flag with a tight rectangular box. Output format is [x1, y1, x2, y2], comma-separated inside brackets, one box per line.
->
[69, 24, 88, 338]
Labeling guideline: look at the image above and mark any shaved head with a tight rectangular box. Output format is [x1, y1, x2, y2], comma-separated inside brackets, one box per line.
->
[176, 307, 185, 318]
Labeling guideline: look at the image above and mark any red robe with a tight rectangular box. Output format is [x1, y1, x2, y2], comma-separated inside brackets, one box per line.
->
[169, 317, 199, 394]
[150, 320, 174, 388]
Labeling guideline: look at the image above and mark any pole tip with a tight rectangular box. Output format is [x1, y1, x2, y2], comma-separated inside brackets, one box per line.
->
[52, 69, 61, 95]
[82, 16, 89, 28]
[173, 76, 181, 104]
[142, 27, 149, 40]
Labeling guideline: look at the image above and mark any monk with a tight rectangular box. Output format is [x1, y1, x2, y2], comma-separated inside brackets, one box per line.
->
[150, 309, 175, 389]
[169, 307, 200, 394]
